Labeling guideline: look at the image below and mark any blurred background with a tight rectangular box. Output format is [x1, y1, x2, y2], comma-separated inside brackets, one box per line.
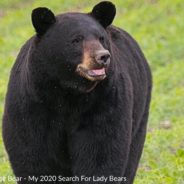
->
[0, 0, 184, 183]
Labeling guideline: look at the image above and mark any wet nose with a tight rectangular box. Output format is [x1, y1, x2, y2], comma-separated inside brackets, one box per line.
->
[95, 50, 111, 66]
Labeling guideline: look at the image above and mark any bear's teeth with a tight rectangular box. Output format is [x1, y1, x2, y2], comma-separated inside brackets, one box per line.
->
[88, 68, 105, 76]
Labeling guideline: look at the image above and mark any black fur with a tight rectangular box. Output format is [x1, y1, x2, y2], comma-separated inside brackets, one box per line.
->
[3, 2, 152, 184]
[91, 1, 116, 28]
[32, 7, 56, 35]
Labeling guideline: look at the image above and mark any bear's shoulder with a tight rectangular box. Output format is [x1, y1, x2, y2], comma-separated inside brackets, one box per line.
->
[107, 25, 122, 40]
[107, 25, 134, 42]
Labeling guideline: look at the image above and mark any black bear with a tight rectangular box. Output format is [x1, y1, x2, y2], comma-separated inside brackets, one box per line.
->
[3, 1, 152, 184]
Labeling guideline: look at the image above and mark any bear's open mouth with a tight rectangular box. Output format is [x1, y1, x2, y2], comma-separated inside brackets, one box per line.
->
[76, 66, 106, 81]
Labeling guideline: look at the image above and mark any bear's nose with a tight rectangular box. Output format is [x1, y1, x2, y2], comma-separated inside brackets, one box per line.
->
[95, 50, 111, 67]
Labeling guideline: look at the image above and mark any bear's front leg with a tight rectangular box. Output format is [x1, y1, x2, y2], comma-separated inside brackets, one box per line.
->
[3, 111, 70, 184]
[67, 120, 132, 184]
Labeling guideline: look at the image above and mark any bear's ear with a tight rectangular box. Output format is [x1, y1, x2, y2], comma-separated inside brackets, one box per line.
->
[91, 1, 116, 28]
[32, 7, 56, 36]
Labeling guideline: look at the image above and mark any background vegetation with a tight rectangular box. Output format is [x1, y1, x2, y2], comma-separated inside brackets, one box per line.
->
[0, 0, 184, 183]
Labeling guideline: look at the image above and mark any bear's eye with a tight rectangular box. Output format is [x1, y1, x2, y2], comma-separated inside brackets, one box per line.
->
[99, 36, 105, 43]
[72, 35, 84, 44]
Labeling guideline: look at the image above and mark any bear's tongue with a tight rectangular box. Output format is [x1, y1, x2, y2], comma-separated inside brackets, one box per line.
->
[88, 68, 105, 76]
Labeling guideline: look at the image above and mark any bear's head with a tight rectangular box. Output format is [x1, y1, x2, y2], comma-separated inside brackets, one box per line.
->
[31, 1, 116, 93]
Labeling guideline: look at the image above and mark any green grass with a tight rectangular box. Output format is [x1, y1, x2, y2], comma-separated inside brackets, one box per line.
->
[0, 0, 184, 183]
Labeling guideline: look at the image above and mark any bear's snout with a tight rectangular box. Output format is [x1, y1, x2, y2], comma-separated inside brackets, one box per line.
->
[95, 50, 111, 67]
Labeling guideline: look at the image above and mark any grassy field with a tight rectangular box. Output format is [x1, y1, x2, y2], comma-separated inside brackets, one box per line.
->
[0, 0, 184, 183]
